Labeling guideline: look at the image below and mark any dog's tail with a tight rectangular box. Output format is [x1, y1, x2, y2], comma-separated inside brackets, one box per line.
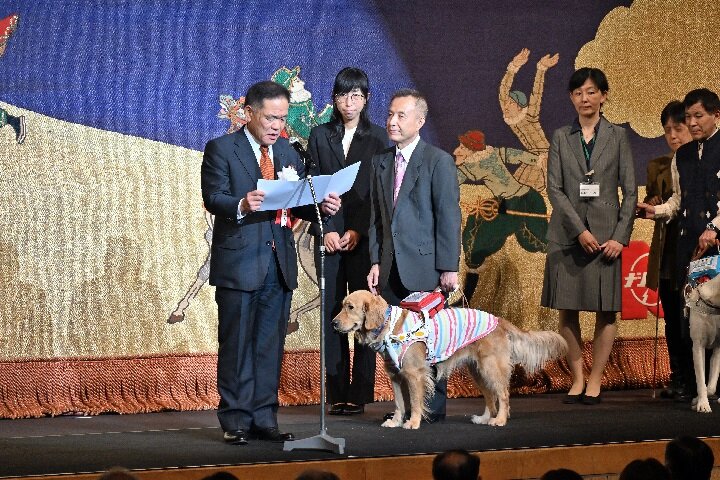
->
[504, 320, 568, 374]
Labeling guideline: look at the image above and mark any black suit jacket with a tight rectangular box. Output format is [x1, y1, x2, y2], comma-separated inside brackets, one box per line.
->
[201, 128, 314, 291]
[307, 122, 388, 237]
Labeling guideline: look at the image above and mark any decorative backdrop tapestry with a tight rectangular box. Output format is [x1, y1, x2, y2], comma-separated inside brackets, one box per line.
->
[2, 0, 719, 417]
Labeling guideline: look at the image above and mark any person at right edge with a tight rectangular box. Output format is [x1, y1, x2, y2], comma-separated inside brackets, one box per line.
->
[541, 68, 637, 405]
[367, 89, 461, 424]
[637, 88, 720, 402]
[307, 67, 388, 416]
[638, 101, 693, 401]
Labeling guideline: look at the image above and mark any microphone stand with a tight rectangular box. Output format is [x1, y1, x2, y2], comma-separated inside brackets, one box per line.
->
[284, 142, 345, 454]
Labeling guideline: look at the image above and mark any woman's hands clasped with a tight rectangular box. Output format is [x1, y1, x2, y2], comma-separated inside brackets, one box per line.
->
[578, 230, 623, 261]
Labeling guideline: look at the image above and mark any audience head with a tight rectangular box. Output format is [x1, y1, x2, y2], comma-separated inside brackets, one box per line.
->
[295, 469, 340, 480]
[683, 88, 720, 142]
[665, 435, 714, 480]
[619, 458, 670, 480]
[199, 472, 239, 480]
[432, 449, 481, 480]
[540, 468, 583, 480]
[97, 468, 139, 480]
[660, 100, 692, 152]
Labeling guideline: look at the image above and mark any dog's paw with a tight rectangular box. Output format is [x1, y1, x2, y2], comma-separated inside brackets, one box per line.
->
[471, 413, 491, 425]
[402, 419, 421, 429]
[695, 397, 712, 413]
[488, 416, 507, 427]
[381, 419, 401, 428]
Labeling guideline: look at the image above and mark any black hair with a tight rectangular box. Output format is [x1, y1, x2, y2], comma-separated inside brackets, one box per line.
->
[329, 67, 372, 140]
[660, 100, 686, 126]
[665, 436, 714, 480]
[567, 67, 609, 94]
[244, 80, 290, 109]
[295, 470, 340, 480]
[619, 458, 670, 480]
[432, 449, 480, 480]
[540, 468, 583, 480]
[683, 88, 720, 115]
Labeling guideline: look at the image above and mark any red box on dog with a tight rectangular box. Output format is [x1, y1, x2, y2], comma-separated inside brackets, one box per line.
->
[400, 291, 445, 317]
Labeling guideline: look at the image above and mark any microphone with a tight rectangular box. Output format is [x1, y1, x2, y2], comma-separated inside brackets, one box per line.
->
[290, 140, 315, 171]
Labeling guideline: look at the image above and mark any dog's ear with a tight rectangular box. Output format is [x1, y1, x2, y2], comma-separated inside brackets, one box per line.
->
[363, 293, 387, 331]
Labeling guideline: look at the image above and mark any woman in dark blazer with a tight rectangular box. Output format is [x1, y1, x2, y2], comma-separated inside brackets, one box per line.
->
[308, 67, 388, 415]
[541, 68, 636, 405]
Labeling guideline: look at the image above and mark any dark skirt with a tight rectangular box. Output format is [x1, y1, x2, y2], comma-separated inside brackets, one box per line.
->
[541, 240, 622, 312]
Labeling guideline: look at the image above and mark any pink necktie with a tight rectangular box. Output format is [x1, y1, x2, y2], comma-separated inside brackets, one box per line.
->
[393, 151, 407, 205]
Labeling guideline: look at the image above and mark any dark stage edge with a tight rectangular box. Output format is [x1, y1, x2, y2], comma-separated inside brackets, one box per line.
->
[1, 390, 719, 478]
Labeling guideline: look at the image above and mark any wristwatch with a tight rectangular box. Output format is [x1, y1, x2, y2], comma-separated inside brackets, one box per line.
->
[706, 222, 720, 234]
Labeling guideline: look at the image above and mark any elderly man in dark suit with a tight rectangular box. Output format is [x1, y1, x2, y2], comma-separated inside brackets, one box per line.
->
[367, 88, 462, 423]
[201, 80, 340, 445]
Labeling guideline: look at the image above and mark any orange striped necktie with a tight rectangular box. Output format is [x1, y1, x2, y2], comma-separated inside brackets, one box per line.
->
[259, 145, 275, 180]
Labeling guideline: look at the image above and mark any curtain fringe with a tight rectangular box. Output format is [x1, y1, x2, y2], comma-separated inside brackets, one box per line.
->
[0, 338, 669, 418]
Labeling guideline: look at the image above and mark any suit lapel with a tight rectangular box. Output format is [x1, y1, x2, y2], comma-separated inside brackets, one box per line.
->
[566, 129, 587, 174]
[327, 129, 346, 169]
[589, 117, 611, 171]
[378, 150, 395, 215]
[234, 127, 262, 180]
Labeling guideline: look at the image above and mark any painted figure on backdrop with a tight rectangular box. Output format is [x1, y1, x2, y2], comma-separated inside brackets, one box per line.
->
[455, 49, 556, 303]
[542, 67, 636, 405]
[367, 89, 461, 425]
[499, 48, 560, 191]
[272, 66, 333, 146]
[455, 131, 549, 302]
[307, 67, 388, 416]
[201, 80, 341, 445]
[0, 13, 26, 144]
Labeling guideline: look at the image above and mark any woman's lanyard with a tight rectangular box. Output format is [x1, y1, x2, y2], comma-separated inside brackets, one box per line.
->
[581, 135, 595, 172]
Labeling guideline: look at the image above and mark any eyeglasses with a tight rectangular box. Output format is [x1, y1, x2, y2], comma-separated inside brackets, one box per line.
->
[334, 92, 365, 103]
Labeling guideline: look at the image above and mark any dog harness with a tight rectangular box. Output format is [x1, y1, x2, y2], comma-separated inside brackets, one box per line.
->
[375, 306, 499, 368]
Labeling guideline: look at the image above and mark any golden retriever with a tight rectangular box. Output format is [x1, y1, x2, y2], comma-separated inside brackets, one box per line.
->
[333, 290, 568, 429]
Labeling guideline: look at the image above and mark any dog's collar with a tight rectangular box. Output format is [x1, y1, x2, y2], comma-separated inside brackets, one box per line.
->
[369, 306, 392, 339]
[686, 285, 720, 314]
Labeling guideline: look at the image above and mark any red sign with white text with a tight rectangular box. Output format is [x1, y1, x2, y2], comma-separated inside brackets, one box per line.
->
[621, 240, 664, 320]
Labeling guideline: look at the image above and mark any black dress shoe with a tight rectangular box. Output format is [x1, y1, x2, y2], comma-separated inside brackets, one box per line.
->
[223, 429, 248, 445]
[562, 393, 584, 404]
[582, 394, 602, 405]
[342, 404, 364, 415]
[328, 403, 346, 415]
[250, 426, 295, 442]
[424, 413, 446, 424]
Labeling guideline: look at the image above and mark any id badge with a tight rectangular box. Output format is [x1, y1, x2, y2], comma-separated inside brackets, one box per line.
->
[579, 183, 599, 197]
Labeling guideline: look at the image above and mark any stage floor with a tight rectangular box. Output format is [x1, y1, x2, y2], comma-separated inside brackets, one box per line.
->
[2, 390, 719, 478]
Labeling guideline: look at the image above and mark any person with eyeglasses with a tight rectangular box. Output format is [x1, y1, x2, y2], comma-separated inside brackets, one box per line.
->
[201, 80, 341, 445]
[307, 67, 389, 415]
